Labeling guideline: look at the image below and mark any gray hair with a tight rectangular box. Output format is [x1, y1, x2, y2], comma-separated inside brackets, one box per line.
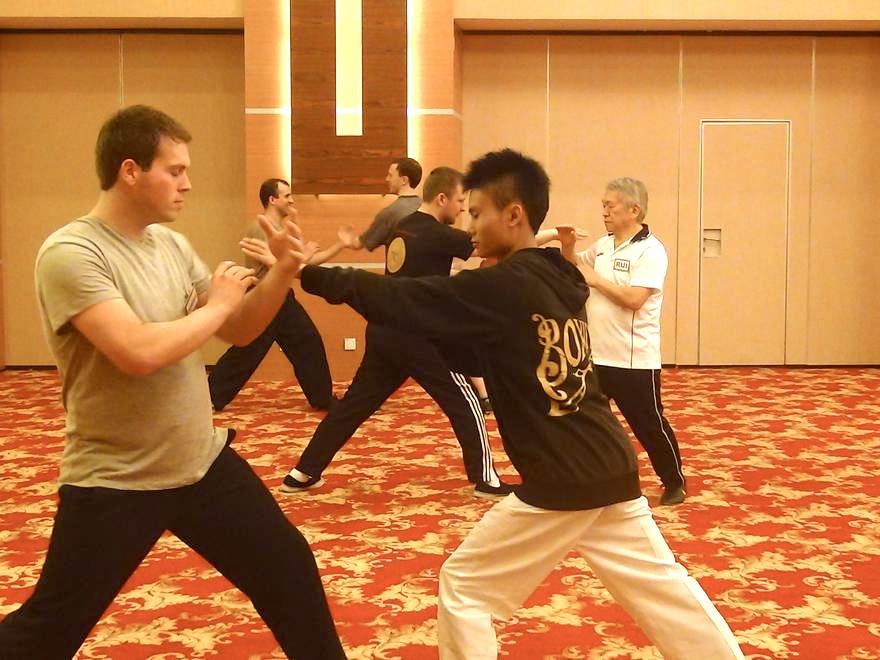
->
[606, 177, 648, 222]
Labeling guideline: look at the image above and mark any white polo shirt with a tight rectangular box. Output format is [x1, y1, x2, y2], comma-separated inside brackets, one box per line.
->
[577, 224, 667, 369]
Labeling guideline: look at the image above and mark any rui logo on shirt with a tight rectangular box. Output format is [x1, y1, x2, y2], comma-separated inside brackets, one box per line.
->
[531, 314, 592, 417]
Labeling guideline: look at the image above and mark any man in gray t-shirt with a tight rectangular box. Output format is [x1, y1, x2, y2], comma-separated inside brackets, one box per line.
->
[348, 157, 422, 252]
[0, 105, 345, 659]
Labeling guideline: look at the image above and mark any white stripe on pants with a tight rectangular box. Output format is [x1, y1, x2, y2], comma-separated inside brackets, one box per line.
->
[438, 495, 744, 660]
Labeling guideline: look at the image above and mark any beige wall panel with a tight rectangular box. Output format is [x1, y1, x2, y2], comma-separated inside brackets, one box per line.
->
[453, 27, 464, 115]
[809, 38, 880, 364]
[679, 36, 812, 364]
[453, 0, 880, 31]
[411, 114, 462, 174]
[461, 35, 549, 167]
[548, 35, 680, 363]
[0, 33, 120, 365]
[123, 33, 246, 365]
[0, 1, 243, 28]
[699, 122, 788, 364]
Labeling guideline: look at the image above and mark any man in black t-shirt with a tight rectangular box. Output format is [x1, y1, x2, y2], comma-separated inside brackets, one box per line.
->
[280, 167, 512, 498]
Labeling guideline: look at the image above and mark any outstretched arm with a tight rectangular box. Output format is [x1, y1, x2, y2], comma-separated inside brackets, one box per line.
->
[212, 215, 307, 344]
[241, 223, 356, 267]
[535, 225, 590, 247]
[298, 263, 511, 343]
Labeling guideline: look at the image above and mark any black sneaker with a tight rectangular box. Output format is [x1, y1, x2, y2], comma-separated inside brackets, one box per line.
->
[280, 473, 325, 493]
[659, 483, 687, 506]
[478, 397, 492, 415]
[473, 481, 515, 499]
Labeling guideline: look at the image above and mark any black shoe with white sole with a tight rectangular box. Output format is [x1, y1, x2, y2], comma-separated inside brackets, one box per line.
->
[280, 473, 325, 493]
[473, 481, 515, 499]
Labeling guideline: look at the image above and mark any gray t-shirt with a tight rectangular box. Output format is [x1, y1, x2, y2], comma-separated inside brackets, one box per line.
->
[359, 195, 421, 251]
[35, 216, 225, 490]
[243, 220, 272, 280]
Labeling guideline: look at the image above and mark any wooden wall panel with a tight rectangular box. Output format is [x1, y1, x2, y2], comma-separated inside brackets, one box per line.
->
[0, 33, 120, 365]
[291, 0, 407, 194]
[809, 37, 880, 364]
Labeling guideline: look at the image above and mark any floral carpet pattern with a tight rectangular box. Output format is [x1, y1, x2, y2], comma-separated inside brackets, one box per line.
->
[0, 367, 878, 659]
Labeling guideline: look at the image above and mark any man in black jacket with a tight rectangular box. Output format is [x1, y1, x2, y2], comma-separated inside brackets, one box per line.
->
[278, 166, 511, 498]
[292, 149, 744, 659]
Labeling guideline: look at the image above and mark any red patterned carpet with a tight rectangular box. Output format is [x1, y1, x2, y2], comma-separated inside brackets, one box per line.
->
[1, 367, 878, 659]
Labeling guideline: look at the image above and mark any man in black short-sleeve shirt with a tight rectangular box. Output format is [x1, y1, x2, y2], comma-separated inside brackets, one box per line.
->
[281, 167, 512, 498]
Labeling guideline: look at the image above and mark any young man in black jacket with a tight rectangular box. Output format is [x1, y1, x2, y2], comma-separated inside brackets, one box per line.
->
[292, 149, 744, 659]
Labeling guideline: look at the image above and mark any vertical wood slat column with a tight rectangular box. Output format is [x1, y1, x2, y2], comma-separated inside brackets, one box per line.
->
[244, 0, 290, 219]
[241, 0, 461, 380]
[410, 0, 459, 174]
[291, 0, 407, 194]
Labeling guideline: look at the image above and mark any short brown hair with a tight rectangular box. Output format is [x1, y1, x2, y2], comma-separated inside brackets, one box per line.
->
[392, 157, 422, 188]
[95, 105, 191, 190]
[259, 178, 289, 208]
[422, 166, 462, 203]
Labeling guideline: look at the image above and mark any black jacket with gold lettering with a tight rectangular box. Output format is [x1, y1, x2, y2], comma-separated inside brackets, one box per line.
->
[301, 247, 641, 511]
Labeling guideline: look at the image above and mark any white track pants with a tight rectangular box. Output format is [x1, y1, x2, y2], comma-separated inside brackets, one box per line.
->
[438, 495, 744, 659]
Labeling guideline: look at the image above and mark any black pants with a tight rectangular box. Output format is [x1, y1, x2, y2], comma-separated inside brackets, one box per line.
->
[595, 365, 685, 490]
[0, 447, 345, 659]
[209, 292, 334, 411]
[297, 324, 499, 485]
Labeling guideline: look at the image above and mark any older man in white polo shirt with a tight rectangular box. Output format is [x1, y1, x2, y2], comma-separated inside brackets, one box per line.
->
[560, 177, 686, 506]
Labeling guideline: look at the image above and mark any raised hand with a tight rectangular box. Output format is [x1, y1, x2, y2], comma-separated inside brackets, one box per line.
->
[555, 225, 583, 264]
[555, 225, 589, 247]
[207, 261, 257, 313]
[337, 224, 359, 249]
[240, 237, 275, 267]
[257, 214, 306, 274]
[303, 240, 320, 265]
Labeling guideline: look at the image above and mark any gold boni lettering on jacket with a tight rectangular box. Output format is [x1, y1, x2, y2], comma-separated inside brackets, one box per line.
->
[532, 314, 591, 417]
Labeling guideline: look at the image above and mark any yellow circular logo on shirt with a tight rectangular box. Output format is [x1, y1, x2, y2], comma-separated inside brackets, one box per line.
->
[386, 237, 406, 273]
